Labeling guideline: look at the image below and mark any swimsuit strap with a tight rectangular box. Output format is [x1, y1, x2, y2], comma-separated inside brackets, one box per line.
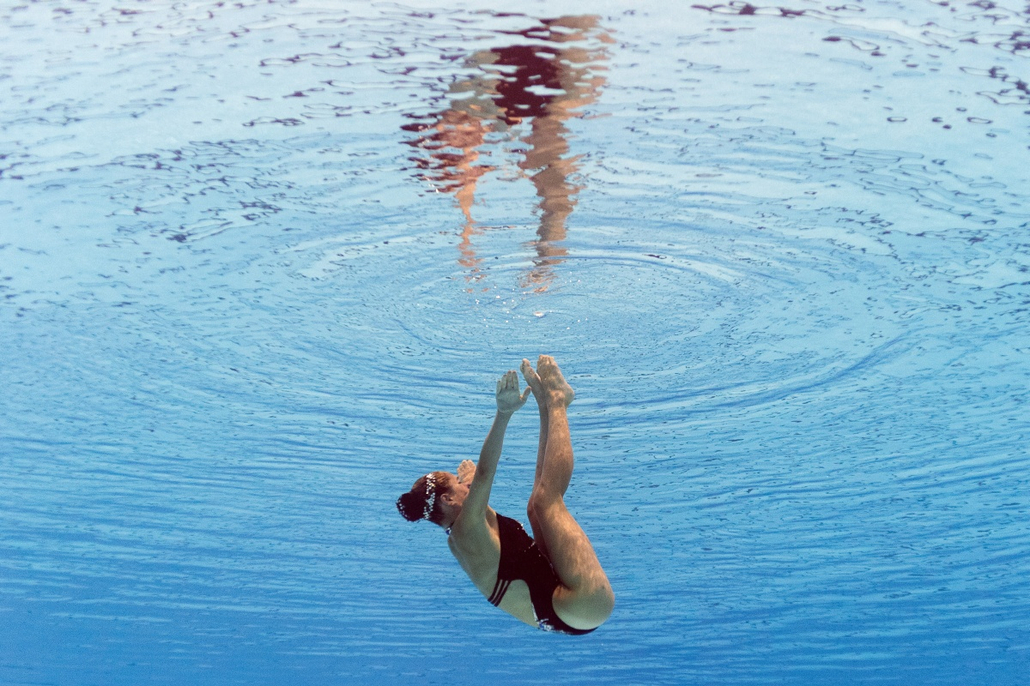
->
[488, 577, 511, 606]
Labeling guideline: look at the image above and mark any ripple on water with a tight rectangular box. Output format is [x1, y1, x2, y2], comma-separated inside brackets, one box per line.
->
[2, 2, 1030, 685]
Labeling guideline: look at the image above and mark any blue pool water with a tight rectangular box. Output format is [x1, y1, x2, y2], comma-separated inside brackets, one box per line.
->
[2, 1, 1029, 684]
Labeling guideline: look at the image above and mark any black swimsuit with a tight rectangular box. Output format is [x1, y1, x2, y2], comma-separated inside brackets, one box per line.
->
[487, 514, 596, 636]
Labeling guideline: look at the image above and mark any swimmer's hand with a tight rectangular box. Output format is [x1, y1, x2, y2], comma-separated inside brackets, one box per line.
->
[458, 459, 476, 484]
[496, 370, 531, 415]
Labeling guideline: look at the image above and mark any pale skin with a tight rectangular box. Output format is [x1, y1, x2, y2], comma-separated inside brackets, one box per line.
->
[433, 355, 615, 632]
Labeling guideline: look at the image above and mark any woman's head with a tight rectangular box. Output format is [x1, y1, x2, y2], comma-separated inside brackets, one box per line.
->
[396, 471, 451, 525]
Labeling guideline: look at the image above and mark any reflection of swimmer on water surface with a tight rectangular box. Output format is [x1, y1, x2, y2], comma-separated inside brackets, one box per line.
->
[402, 16, 611, 291]
[397, 356, 615, 635]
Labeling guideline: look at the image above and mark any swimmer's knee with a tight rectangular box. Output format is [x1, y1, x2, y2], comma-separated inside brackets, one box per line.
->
[527, 488, 562, 521]
[527, 493, 542, 523]
[526, 500, 539, 529]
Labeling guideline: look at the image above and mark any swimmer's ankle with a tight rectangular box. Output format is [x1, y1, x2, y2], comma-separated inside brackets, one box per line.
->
[547, 388, 573, 408]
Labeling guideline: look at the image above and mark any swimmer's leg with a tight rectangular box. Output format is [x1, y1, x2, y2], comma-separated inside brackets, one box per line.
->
[521, 357, 555, 560]
[520, 358, 555, 491]
[523, 356, 614, 630]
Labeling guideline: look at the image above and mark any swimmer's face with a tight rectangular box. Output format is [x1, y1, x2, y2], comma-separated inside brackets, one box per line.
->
[440, 473, 469, 506]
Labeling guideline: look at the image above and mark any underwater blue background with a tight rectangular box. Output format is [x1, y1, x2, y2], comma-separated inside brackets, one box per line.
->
[2, 1, 1028, 684]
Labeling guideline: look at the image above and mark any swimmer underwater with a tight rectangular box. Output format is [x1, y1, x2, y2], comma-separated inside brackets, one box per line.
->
[396, 355, 615, 635]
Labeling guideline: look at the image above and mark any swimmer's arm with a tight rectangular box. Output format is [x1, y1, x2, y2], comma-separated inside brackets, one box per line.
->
[461, 371, 529, 521]
[461, 410, 512, 521]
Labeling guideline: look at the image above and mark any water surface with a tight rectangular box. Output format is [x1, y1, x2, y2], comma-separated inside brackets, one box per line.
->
[2, 1, 1028, 684]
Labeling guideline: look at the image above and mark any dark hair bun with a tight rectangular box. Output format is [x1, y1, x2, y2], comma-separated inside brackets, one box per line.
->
[397, 491, 425, 522]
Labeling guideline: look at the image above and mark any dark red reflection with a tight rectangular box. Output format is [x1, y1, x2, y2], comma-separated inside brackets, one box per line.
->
[403, 15, 611, 291]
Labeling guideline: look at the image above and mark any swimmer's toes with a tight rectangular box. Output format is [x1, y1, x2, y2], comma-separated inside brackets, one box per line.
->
[521, 359, 544, 392]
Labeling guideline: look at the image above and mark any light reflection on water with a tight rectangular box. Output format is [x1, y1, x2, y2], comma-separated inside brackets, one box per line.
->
[1, 1, 1029, 685]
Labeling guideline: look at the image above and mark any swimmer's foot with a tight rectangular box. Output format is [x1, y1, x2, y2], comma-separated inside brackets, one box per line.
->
[536, 355, 574, 407]
[521, 358, 546, 406]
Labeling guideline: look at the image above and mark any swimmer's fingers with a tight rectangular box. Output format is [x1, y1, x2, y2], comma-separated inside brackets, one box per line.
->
[458, 459, 476, 484]
[496, 370, 528, 414]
